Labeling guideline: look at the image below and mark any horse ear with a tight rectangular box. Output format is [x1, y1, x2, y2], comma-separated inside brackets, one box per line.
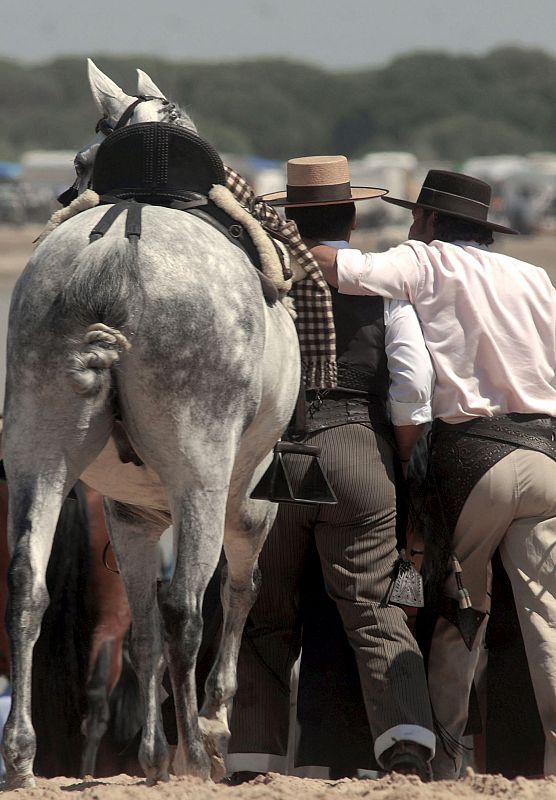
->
[136, 69, 166, 100]
[87, 58, 136, 118]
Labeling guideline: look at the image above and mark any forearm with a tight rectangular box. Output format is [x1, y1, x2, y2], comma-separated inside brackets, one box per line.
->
[394, 423, 426, 464]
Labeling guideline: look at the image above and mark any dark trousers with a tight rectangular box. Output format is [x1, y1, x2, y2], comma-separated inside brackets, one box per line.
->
[227, 423, 434, 771]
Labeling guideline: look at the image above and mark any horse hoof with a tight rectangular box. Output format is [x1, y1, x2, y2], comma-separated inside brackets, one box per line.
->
[5, 772, 36, 789]
[209, 752, 226, 783]
[199, 714, 230, 755]
[145, 769, 170, 786]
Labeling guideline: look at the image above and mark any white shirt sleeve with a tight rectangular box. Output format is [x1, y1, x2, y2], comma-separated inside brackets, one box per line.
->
[337, 244, 423, 302]
[384, 298, 434, 426]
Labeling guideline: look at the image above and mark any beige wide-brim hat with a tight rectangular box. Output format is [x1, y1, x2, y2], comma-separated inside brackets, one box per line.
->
[261, 155, 387, 207]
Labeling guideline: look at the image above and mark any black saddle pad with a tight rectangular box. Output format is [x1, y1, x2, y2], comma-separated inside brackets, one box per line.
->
[92, 122, 226, 204]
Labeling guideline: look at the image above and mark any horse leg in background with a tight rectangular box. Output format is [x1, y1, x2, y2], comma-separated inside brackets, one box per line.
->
[80, 639, 113, 777]
[102, 499, 168, 785]
[80, 486, 131, 778]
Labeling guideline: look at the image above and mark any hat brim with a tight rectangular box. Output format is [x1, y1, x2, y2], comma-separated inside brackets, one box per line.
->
[261, 186, 388, 208]
[382, 196, 518, 235]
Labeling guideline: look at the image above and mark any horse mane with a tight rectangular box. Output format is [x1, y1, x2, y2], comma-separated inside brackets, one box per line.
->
[159, 100, 197, 133]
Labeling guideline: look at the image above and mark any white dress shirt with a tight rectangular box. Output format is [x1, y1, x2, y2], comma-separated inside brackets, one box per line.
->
[336, 239, 556, 423]
[323, 240, 434, 426]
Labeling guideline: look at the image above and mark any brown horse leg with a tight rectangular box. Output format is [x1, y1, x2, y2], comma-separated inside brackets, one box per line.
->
[80, 487, 131, 777]
[81, 640, 113, 777]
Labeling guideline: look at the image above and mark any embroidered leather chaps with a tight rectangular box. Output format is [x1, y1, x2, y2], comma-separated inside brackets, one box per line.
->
[421, 412, 556, 612]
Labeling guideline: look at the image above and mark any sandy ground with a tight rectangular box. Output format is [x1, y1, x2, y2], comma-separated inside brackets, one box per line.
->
[3, 770, 556, 800]
[2, 224, 556, 798]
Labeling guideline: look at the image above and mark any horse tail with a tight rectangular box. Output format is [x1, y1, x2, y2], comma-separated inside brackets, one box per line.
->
[32, 480, 94, 777]
[67, 323, 131, 397]
[60, 234, 143, 398]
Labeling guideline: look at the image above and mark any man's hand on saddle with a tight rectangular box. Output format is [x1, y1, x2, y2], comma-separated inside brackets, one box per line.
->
[304, 241, 340, 287]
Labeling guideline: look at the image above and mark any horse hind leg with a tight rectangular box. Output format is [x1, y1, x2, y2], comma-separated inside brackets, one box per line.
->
[1, 479, 71, 788]
[199, 497, 275, 773]
[159, 489, 229, 781]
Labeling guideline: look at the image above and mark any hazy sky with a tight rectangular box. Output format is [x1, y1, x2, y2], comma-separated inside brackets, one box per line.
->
[2, 0, 556, 69]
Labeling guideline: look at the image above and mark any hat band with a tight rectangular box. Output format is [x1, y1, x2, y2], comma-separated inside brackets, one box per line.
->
[417, 186, 490, 220]
[286, 181, 352, 203]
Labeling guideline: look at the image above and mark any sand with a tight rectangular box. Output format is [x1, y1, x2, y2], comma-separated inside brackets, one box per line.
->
[4, 769, 556, 800]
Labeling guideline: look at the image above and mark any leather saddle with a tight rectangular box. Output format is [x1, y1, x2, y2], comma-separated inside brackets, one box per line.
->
[89, 122, 278, 302]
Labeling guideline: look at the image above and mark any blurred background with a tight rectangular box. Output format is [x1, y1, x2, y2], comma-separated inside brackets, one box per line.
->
[2, 0, 556, 233]
[3, 0, 556, 401]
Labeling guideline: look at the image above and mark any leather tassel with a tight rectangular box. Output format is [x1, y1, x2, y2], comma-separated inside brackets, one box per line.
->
[458, 588, 472, 609]
[451, 553, 473, 609]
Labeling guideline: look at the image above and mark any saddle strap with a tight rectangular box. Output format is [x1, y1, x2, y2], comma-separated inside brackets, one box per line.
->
[89, 201, 143, 242]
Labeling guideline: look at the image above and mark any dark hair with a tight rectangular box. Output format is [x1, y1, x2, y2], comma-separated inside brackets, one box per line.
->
[286, 202, 356, 241]
[430, 211, 494, 246]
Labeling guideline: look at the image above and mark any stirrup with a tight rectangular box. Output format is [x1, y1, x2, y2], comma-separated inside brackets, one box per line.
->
[250, 441, 337, 506]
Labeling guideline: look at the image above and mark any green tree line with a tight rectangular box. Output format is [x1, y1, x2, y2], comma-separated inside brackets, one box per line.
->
[1, 47, 555, 163]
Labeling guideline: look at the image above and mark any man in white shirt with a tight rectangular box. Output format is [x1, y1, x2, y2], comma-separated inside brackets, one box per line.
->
[309, 169, 556, 778]
[227, 156, 436, 781]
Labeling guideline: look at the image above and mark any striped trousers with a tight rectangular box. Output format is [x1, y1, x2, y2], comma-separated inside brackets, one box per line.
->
[226, 423, 435, 774]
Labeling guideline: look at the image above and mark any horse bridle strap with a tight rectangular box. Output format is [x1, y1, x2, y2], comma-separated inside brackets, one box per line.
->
[95, 95, 167, 136]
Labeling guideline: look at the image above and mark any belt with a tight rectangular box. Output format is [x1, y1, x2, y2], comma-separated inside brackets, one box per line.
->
[303, 394, 390, 435]
[336, 362, 373, 393]
[434, 413, 556, 460]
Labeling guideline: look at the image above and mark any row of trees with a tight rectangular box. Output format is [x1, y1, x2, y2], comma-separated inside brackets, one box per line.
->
[1, 47, 555, 163]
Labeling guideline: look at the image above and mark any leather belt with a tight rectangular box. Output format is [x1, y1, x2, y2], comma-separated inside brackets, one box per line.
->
[336, 362, 373, 393]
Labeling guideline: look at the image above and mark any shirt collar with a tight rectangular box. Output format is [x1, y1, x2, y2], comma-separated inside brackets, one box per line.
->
[319, 239, 350, 249]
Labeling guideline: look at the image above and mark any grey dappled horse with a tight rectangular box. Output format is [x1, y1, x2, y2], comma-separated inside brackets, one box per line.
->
[1, 61, 300, 787]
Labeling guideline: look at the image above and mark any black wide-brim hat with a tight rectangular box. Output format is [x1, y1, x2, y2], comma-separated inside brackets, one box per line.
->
[261, 155, 387, 207]
[383, 169, 518, 234]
